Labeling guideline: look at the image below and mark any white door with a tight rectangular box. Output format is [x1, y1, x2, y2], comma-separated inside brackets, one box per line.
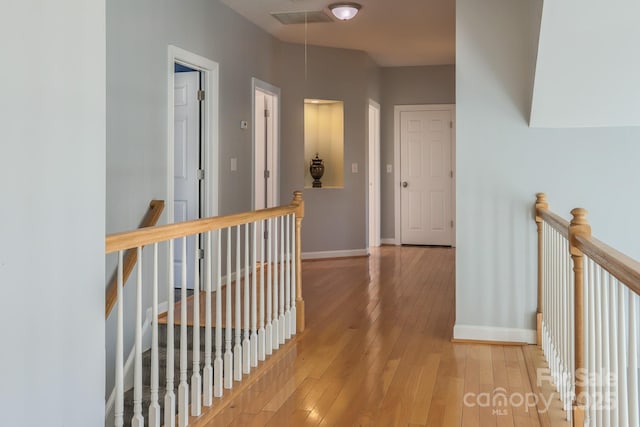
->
[254, 86, 279, 210]
[174, 71, 200, 288]
[400, 109, 453, 246]
[368, 102, 380, 248]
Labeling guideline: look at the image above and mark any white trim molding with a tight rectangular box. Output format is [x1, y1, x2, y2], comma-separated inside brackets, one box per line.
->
[302, 249, 369, 260]
[380, 238, 396, 246]
[453, 324, 536, 344]
[167, 45, 219, 223]
[251, 78, 281, 210]
[393, 104, 456, 246]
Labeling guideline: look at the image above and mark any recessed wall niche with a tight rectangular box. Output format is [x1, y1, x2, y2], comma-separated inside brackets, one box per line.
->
[304, 99, 344, 189]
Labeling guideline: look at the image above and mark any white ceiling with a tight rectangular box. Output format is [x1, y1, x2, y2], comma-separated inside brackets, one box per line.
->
[219, 0, 455, 67]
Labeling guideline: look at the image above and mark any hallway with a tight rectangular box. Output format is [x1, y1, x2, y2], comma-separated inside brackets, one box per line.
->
[191, 246, 562, 426]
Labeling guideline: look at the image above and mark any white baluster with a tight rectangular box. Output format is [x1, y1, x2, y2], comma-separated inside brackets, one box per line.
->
[588, 258, 596, 426]
[265, 218, 273, 356]
[628, 290, 639, 426]
[609, 276, 618, 427]
[543, 222, 548, 361]
[272, 217, 280, 350]
[114, 251, 124, 427]
[595, 264, 603, 427]
[224, 228, 233, 389]
[601, 269, 611, 427]
[234, 224, 243, 381]
[279, 215, 286, 344]
[617, 281, 629, 426]
[214, 231, 223, 397]
[178, 237, 189, 427]
[291, 213, 297, 336]
[242, 223, 251, 374]
[560, 237, 567, 411]
[258, 219, 266, 361]
[550, 229, 556, 387]
[164, 240, 176, 427]
[251, 222, 258, 367]
[285, 214, 292, 340]
[552, 233, 561, 396]
[203, 231, 213, 406]
[132, 247, 144, 427]
[191, 235, 202, 417]
[574, 256, 593, 426]
[149, 243, 160, 427]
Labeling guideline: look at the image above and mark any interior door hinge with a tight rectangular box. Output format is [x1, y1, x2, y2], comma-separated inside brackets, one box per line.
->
[450, 121, 453, 129]
[197, 90, 205, 101]
[264, 230, 269, 240]
[450, 220, 454, 228]
[264, 170, 270, 179]
[264, 109, 270, 118]
[197, 169, 205, 180]
[197, 249, 204, 259]
[450, 170, 454, 178]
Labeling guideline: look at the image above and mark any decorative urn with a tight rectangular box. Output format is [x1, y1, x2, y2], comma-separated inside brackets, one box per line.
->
[309, 153, 325, 188]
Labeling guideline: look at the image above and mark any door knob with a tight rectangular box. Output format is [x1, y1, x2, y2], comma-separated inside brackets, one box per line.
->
[402, 181, 408, 188]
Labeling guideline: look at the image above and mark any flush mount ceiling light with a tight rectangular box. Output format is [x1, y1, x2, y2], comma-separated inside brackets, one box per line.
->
[329, 3, 362, 20]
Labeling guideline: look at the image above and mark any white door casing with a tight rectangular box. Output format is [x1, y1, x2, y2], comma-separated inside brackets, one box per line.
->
[252, 79, 280, 210]
[173, 71, 200, 288]
[396, 105, 454, 246]
[368, 101, 381, 248]
[167, 45, 219, 288]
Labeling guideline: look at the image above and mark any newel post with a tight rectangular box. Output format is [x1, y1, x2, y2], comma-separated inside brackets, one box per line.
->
[535, 193, 548, 346]
[292, 191, 305, 332]
[569, 208, 591, 427]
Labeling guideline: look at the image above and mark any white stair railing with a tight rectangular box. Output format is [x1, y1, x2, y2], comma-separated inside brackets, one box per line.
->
[536, 193, 640, 427]
[105, 192, 305, 426]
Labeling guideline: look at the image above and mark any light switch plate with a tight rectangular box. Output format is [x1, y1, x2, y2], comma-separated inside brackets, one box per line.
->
[386, 164, 392, 173]
[230, 158, 237, 171]
[352, 163, 358, 173]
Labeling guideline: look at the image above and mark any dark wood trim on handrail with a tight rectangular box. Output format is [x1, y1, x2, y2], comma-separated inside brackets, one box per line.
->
[574, 234, 640, 296]
[105, 200, 165, 318]
[536, 207, 570, 238]
[106, 203, 298, 254]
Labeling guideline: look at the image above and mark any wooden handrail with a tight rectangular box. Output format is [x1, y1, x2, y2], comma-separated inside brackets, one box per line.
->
[536, 206, 570, 238]
[105, 200, 165, 318]
[574, 234, 640, 297]
[105, 192, 306, 331]
[536, 195, 640, 425]
[107, 202, 298, 254]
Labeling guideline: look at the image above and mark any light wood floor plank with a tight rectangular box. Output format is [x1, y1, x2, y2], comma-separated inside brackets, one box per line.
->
[185, 246, 565, 427]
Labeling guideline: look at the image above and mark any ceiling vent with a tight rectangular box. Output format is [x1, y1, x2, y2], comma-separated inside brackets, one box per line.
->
[271, 11, 333, 25]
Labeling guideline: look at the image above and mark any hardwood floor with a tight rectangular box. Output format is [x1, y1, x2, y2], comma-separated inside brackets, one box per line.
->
[186, 246, 567, 426]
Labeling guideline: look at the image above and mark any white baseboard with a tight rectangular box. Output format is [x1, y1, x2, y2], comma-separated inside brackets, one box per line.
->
[302, 249, 369, 260]
[453, 324, 536, 344]
[380, 238, 398, 245]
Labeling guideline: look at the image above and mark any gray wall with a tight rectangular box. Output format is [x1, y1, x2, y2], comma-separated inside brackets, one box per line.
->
[0, 2, 105, 426]
[379, 66, 456, 239]
[455, 0, 640, 340]
[106, 0, 278, 391]
[276, 44, 381, 253]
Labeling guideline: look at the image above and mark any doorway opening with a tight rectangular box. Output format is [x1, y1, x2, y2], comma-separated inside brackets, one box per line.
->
[167, 46, 219, 289]
[252, 78, 280, 210]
